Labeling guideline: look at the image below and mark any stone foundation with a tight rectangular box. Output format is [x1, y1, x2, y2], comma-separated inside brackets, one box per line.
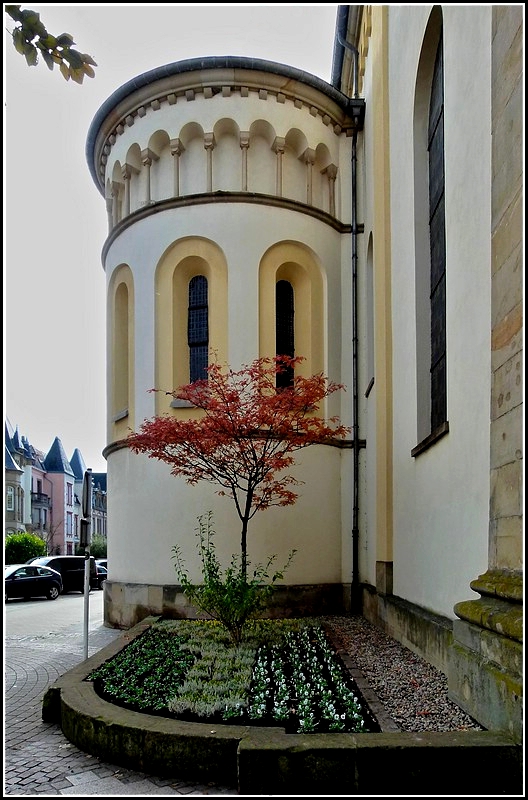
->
[361, 583, 454, 674]
[449, 569, 523, 741]
[103, 580, 348, 629]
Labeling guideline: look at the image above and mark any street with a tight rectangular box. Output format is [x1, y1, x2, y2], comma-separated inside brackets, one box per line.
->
[5, 586, 106, 639]
[4, 589, 238, 796]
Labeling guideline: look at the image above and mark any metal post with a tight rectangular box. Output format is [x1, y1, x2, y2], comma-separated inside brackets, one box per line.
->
[81, 469, 92, 660]
[83, 543, 90, 660]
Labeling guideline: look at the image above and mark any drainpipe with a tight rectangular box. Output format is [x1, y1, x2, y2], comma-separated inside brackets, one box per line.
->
[350, 126, 360, 614]
[336, 28, 362, 614]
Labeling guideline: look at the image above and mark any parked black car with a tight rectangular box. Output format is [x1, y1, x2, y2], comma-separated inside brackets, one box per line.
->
[26, 555, 97, 593]
[94, 563, 107, 589]
[5, 563, 63, 601]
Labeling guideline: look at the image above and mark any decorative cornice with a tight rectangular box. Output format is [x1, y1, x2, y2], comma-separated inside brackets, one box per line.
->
[103, 435, 365, 461]
[101, 191, 361, 262]
[87, 56, 364, 196]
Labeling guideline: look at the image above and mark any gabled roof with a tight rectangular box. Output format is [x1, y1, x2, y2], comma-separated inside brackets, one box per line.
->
[5, 421, 16, 454]
[11, 427, 22, 452]
[91, 472, 107, 493]
[43, 437, 75, 476]
[21, 435, 32, 460]
[5, 446, 23, 473]
[70, 448, 87, 480]
[5, 421, 46, 468]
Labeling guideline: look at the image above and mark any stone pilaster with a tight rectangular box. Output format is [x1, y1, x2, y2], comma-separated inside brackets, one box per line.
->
[272, 137, 285, 197]
[301, 147, 316, 205]
[170, 138, 185, 197]
[111, 181, 122, 227]
[141, 148, 159, 205]
[448, 5, 523, 741]
[240, 132, 250, 191]
[204, 133, 216, 192]
[105, 195, 113, 233]
[323, 163, 338, 216]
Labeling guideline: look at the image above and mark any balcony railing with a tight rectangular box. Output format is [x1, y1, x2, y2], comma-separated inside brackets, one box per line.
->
[31, 492, 51, 507]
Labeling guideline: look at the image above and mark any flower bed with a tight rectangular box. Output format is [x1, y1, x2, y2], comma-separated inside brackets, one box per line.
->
[87, 618, 379, 734]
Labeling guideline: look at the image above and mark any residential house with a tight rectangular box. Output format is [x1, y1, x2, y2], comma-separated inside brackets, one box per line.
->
[4, 421, 107, 555]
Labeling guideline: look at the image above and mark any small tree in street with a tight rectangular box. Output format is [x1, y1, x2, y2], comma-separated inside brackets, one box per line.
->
[127, 356, 350, 579]
[75, 534, 107, 558]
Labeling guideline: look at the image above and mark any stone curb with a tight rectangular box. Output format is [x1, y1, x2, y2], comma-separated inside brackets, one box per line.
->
[42, 617, 523, 795]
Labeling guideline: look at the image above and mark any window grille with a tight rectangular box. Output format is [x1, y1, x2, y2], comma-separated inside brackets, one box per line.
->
[428, 36, 447, 430]
[276, 280, 294, 388]
[188, 275, 209, 382]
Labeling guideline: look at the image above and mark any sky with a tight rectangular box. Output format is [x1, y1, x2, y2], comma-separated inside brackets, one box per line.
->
[4, 3, 339, 473]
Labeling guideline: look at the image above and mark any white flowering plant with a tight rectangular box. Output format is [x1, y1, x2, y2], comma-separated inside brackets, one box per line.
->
[88, 618, 376, 734]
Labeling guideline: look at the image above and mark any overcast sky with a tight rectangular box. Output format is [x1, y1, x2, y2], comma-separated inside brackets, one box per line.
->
[4, 3, 339, 472]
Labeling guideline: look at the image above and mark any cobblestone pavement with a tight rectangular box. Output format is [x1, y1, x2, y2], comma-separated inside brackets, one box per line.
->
[4, 619, 239, 796]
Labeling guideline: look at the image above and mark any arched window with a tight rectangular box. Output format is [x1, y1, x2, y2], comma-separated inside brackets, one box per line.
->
[114, 282, 129, 419]
[188, 275, 208, 382]
[428, 35, 447, 432]
[6, 486, 14, 511]
[275, 279, 294, 388]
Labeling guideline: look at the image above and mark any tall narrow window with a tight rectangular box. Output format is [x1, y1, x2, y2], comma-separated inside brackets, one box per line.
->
[428, 36, 447, 431]
[276, 279, 294, 388]
[188, 275, 208, 382]
[114, 282, 129, 417]
[6, 486, 14, 511]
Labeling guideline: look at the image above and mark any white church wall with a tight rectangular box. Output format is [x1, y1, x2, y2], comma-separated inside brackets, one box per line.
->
[387, 7, 491, 618]
[90, 58, 360, 620]
[103, 200, 351, 591]
[103, 86, 349, 223]
[104, 203, 347, 396]
[107, 439, 346, 587]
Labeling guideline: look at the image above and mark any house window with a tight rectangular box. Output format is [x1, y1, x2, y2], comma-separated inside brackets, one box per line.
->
[428, 35, 447, 432]
[276, 279, 294, 388]
[188, 275, 209, 382]
[6, 486, 14, 511]
[67, 511, 73, 536]
[67, 482, 73, 505]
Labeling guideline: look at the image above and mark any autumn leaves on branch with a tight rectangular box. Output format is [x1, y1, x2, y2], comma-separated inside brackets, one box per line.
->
[6, 5, 97, 84]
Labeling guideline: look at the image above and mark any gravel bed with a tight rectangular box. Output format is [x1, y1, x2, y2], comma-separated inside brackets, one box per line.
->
[322, 614, 484, 733]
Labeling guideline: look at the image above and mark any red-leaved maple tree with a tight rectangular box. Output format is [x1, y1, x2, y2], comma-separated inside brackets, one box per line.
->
[127, 356, 350, 577]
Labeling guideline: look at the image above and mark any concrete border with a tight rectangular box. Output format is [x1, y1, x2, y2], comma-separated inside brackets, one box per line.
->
[42, 617, 523, 795]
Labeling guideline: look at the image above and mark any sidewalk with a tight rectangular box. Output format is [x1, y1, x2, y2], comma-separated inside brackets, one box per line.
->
[4, 620, 238, 796]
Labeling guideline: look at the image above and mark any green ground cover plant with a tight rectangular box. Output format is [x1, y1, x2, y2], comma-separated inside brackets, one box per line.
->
[87, 618, 378, 734]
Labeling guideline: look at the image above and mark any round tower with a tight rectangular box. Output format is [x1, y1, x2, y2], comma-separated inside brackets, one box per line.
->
[86, 56, 363, 627]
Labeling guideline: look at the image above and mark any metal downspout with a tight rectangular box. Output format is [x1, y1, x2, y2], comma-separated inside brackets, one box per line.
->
[336, 28, 362, 613]
[351, 127, 360, 613]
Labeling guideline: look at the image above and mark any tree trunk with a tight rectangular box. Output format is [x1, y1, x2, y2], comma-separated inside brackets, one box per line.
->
[240, 490, 253, 579]
[241, 516, 248, 579]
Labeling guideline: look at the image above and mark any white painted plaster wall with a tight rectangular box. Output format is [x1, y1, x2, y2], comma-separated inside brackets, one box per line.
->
[387, 7, 491, 617]
[103, 194, 352, 590]
[107, 441, 347, 587]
